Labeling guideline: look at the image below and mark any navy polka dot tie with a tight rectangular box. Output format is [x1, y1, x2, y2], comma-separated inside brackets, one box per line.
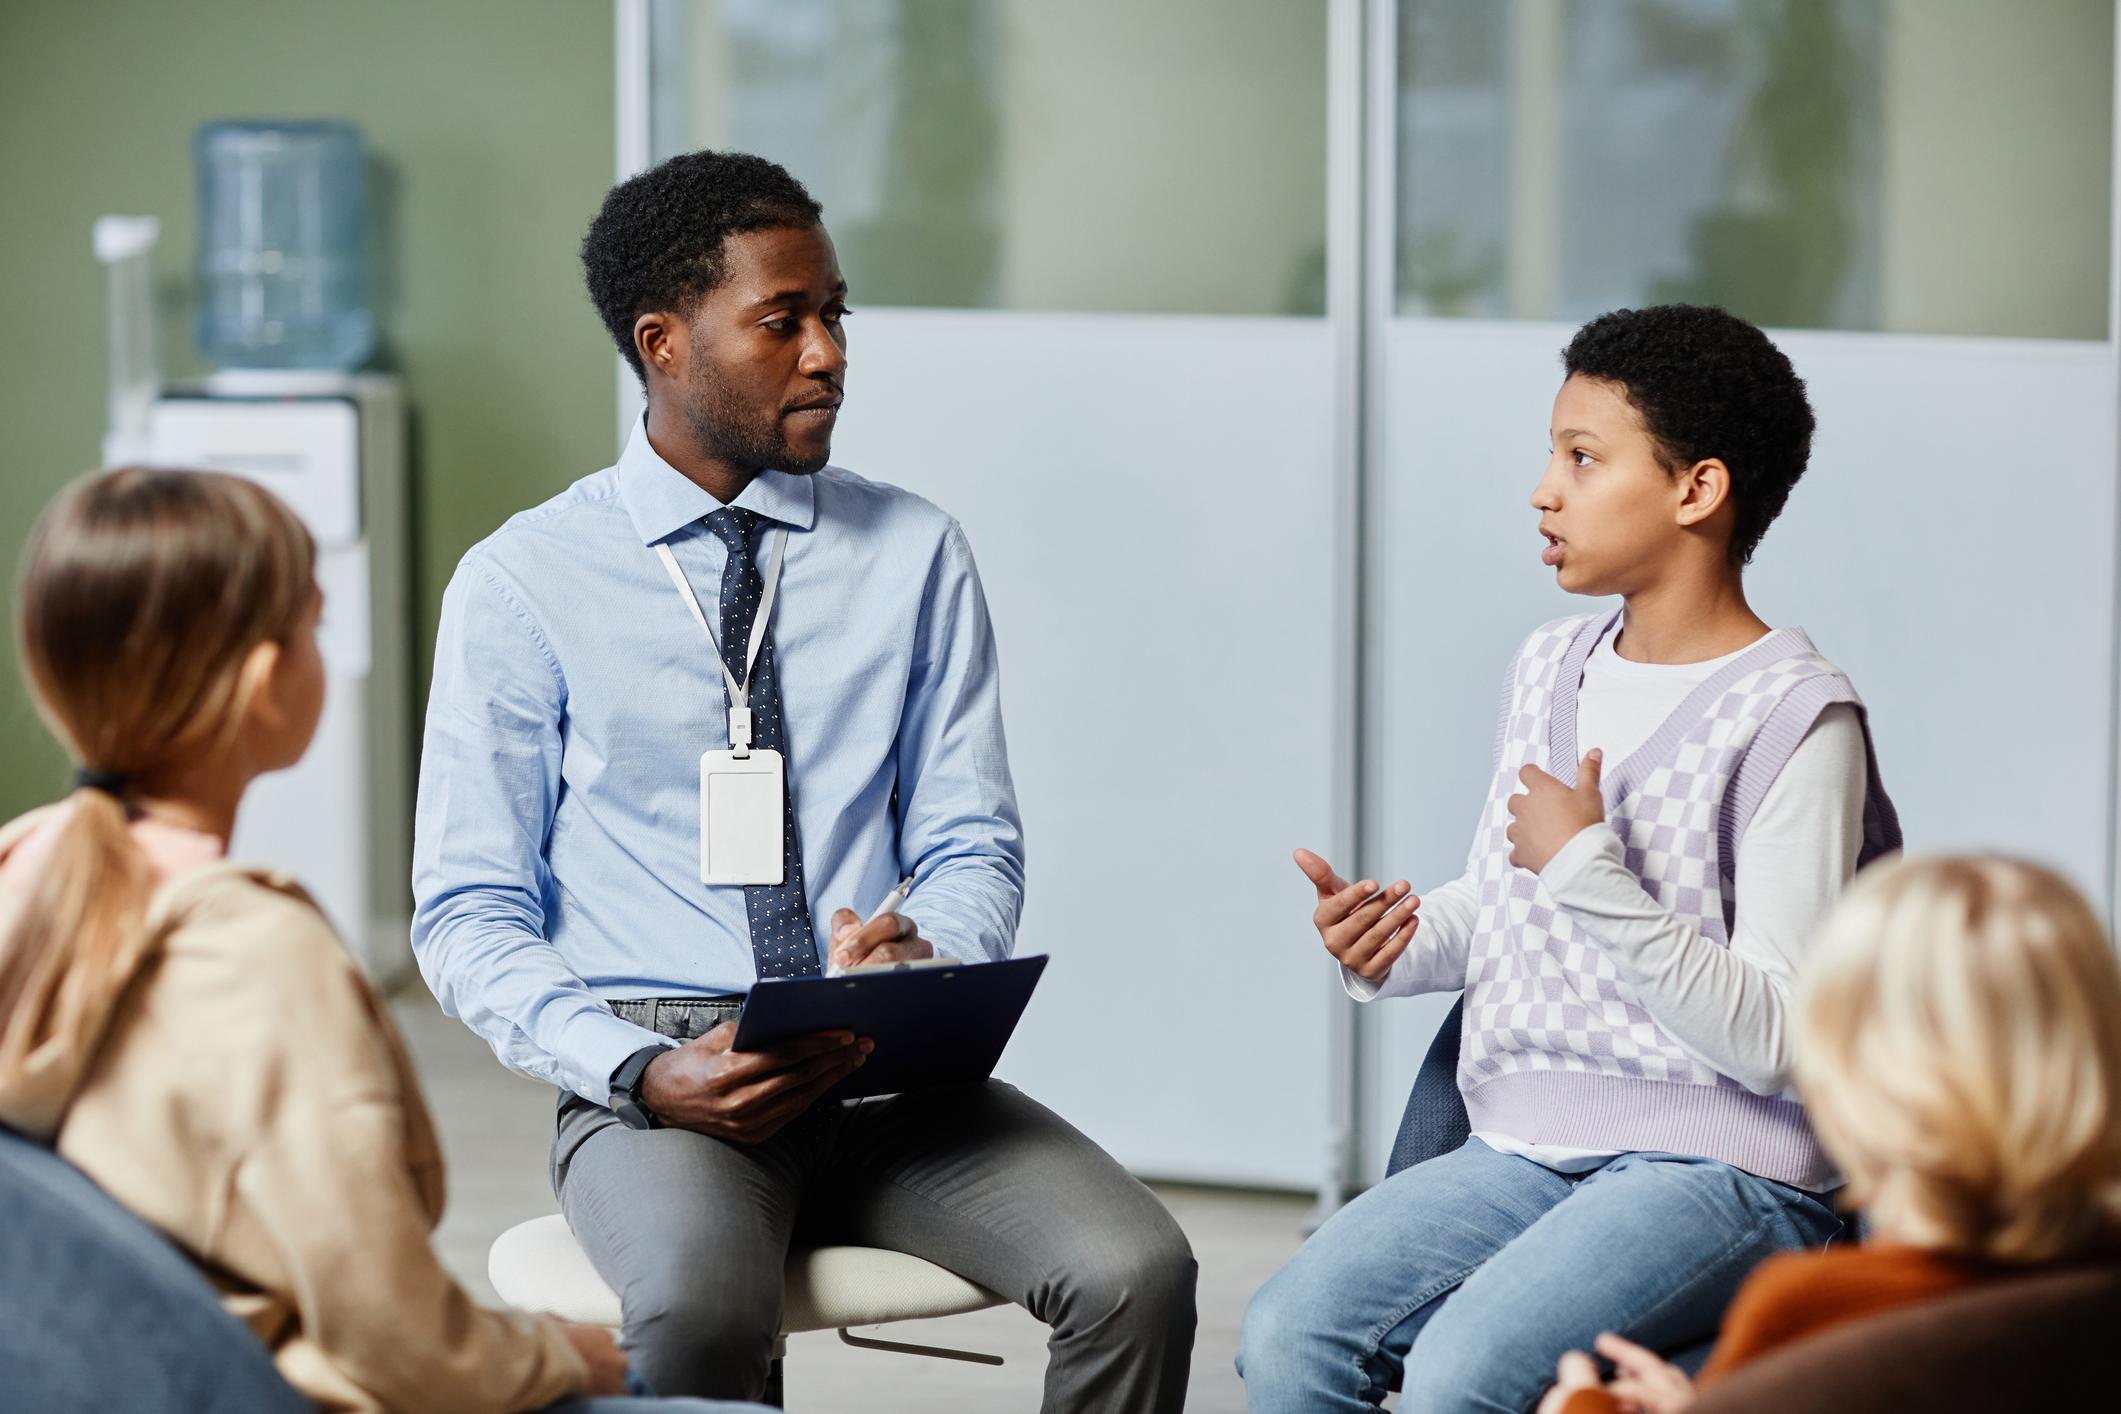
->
[704, 506, 819, 981]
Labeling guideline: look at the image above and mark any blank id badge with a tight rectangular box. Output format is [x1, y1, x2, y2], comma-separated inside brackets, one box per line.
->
[700, 748, 785, 885]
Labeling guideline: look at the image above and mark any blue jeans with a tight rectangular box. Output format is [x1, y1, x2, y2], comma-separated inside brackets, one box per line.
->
[1238, 1138, 1842, 1414]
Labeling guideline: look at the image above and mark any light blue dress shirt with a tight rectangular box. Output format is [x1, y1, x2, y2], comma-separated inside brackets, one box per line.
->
[411, 419, 1025, 1104]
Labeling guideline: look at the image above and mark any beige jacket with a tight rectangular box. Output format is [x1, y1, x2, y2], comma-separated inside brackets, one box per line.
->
[0, 807, 589, 1413]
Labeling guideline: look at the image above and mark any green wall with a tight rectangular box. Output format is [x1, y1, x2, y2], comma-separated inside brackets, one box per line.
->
[0, 0, 616, 817]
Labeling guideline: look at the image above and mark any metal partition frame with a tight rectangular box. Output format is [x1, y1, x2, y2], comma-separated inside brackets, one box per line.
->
[1317, 0, 1375, 1218]
[614, 0, 650, 447]
[2109, 8, 2121, 921]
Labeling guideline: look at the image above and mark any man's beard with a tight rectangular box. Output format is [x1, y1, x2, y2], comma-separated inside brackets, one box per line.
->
[683, 362, 831, 476]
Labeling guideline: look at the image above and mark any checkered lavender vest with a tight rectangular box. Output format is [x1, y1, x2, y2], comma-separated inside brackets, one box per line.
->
[1459, 610, 1900, 1188]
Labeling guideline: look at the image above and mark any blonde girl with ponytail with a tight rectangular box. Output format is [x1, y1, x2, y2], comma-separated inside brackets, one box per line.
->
[0, 470, 748, 1414]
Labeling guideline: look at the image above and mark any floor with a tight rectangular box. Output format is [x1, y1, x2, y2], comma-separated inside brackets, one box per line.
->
[397, 993, 1320, 1413]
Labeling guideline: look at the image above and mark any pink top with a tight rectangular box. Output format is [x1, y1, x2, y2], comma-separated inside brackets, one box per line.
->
[0, 801, 226, 890]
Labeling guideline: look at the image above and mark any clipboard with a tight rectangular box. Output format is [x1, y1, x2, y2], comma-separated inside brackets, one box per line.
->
[731, 955, 1048, 1100]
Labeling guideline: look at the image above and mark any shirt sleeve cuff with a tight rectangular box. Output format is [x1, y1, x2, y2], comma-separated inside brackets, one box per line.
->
[1539, 821, 1626, 904]
[1340, 962, 1387, 1002]
[566, 1010, 677, 1107]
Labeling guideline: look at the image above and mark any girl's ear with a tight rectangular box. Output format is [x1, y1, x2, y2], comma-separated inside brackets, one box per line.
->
[1674, 457, 1733, 529]
[235, 638, 288, 731]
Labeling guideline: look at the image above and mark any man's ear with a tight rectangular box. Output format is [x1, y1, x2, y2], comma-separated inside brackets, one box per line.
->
[1673, 457, 1732, 529]
[634, 311, 685, 382]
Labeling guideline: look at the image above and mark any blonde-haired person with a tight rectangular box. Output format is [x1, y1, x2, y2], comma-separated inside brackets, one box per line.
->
[0, 469, 760, 1414]
[1539, 854, 2121, 1414]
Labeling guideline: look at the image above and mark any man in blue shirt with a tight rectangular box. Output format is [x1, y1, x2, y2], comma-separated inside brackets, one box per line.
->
[411, 151, 1196, 1407]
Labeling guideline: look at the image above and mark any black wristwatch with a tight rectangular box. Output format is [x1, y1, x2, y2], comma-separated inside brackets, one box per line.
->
[610, 1044, 668, 1131]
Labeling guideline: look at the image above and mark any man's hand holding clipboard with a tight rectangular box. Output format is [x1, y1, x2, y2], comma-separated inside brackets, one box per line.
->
[635, 880, 1045, 1140]
[630, 880, 928, 1143]
[736, 876, 1047, 1103]
[634, 1022, 871, 1147]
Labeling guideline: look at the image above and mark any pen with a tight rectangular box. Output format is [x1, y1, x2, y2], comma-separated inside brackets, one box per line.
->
[827, 877, 916, 977]
[866, 876, 916, 928]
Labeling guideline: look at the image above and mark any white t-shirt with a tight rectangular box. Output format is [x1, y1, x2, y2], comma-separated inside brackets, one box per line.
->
[1347, 630, 1869, 1185]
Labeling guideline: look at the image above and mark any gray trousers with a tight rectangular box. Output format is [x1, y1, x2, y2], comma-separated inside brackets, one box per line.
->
[552, 999, 1197, 1411]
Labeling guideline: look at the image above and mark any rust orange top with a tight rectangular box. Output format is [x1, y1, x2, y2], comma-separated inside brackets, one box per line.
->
[1558, 1244, 1986, 1414]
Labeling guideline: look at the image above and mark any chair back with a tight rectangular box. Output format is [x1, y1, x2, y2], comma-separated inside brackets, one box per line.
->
[0, 1126, 307, 1413]
[1692, 1262, 2121, 1413]
[1386, 994, 1470, 1178]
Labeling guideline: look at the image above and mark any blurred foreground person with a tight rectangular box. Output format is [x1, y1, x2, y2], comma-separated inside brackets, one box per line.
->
[0, 468, 760, 1414]
[1543, 854, 2121, 1413]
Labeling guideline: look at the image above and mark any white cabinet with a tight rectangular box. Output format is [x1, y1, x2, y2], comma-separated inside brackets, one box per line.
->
[145, 374, 412, 985]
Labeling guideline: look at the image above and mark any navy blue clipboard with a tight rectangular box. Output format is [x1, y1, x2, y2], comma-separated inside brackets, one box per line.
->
[731, 955, 1049, 1100]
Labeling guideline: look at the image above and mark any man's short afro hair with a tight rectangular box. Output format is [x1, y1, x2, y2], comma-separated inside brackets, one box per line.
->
[1562, 304, 1815, 566]
[582, 150, 824, 379]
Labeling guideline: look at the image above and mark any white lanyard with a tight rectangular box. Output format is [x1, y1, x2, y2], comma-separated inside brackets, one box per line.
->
[653, 528, 786, 756]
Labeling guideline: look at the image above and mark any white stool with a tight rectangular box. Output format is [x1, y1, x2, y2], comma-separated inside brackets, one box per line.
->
[488, 1215, 1006, 1402]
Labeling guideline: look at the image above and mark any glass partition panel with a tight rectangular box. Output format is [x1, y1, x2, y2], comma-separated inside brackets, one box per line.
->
[649, 0, 1330, 315]
[1397, 0, 2113, 338]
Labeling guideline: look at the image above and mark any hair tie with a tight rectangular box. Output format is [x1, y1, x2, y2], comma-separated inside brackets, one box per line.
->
[72, 767, 130, 798]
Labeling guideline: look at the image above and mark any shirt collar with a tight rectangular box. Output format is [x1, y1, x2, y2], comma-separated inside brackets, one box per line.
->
[616, 415, 819, 545]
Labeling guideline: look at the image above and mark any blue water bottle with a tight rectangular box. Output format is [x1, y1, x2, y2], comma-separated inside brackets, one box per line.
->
[194, 119, 375, 370]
